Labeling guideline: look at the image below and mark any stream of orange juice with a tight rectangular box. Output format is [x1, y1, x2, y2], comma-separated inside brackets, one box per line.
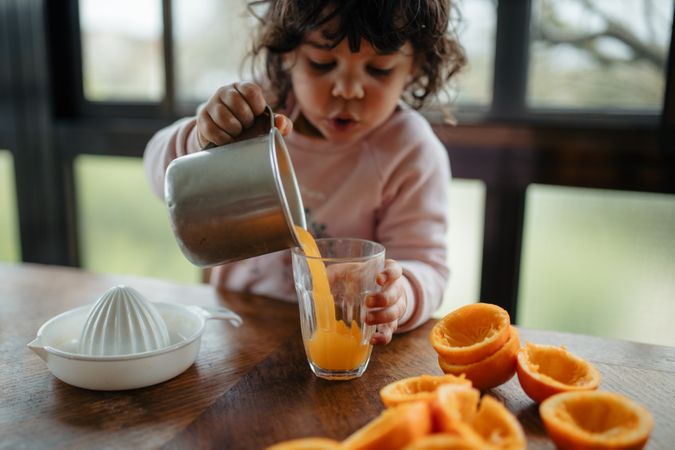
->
[295, 226, 370, 371]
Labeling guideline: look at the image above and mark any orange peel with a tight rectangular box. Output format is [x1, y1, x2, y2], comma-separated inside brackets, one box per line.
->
[403, 432, 485, 450]
[379, 374, 471, 408]
[516, 342, 601, 403]
[429, 384, 480, 434]
[342, 401, 432, 450]
[438, 326, 520, 390]
[430, 303, 511, 365]
[540, 390, 653, 450]
[471, 396, 526, 450]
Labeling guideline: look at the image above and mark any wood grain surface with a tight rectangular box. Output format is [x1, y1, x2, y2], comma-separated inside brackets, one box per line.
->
[1, 262, 674, 450]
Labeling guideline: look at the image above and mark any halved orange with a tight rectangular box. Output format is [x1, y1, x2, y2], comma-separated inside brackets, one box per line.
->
[438, 326, 520, 390]
[402, 433, 485, 450]
[430, 303, 511, 365]
[516, 342, 601, 404]
[342, 401, 432, 450]
[432, 386, 525, 450]
[266, 437, 343, 450]
[540, 391, 653, 450]
[471, 396, 526, 450]
[379, 374, 471, 408]
[429, 384, 480, 434]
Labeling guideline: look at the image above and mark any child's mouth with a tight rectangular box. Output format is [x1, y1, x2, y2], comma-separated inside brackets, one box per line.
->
[328, 117, 357, 132]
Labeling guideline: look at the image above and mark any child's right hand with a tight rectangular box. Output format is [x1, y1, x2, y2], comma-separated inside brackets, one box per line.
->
[196, 81, 293, 150]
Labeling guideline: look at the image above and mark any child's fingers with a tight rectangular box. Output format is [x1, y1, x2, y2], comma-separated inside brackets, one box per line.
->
[326, 262, 360, 284]
[367, 271, 406, 311]
[366, 290, 396, 308]
[366, 299, 406, 325]
[274, 114, 293, 136]
[207, 82, 265, 137]
[213, 84, 254, 129]
[197, 109, 233, 147]
[206, 101, 243, 137]
[197, 82, 275, 149]
[233, 81, 267, 121]
[196, 130, 210, 150]
[370, 323, 395, 345]
[376, 259, 403, 286]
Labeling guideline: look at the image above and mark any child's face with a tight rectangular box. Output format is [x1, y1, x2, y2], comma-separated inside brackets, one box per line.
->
[285, 28, 416, 143]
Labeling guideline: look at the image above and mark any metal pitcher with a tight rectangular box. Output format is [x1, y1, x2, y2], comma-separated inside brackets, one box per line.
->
[164, 106, 306, 267]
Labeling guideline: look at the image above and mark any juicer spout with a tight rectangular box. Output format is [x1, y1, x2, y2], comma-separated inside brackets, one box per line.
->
[28, 339, 48, 362]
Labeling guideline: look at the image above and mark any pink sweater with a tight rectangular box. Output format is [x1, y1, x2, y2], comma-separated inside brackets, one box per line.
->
[144, 103, 450, 333]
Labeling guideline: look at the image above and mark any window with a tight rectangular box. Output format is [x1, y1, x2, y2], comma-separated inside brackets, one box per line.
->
[74, 155, 200, 283]
[435, 179, 486, 317]
[528, 0, 674, 110]
[171, 0, 499, 107]
[518, 185, 675, 346]
[79, 0, 164, 101]
[453, 0, 497, 107]
[173, 0, 258, 103]
[0, 150, 20, 262]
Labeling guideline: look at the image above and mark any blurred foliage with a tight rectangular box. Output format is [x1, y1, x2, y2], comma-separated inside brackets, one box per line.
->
[529, 0, 673, 108]
[518, 186, 675, 346]
[74, 155, 200, 284]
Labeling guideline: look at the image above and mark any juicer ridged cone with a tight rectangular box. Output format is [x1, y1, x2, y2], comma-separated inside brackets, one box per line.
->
[78, 285, 171, 356]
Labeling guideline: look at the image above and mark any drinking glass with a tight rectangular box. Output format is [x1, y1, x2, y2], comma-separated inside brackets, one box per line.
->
[292, 238, 385, 380]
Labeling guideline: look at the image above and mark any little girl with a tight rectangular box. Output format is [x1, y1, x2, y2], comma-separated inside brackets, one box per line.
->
[144, 0, 466, 344]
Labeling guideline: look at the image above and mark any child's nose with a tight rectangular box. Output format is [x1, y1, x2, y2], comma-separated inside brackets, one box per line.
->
[331, 74, 365, 100]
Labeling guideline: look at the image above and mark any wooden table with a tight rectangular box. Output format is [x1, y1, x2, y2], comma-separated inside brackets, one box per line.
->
[1, 262, 674, 450]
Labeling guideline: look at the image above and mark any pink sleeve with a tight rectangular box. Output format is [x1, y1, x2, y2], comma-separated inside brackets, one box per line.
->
[143, 117, 202, 199]
[373, 117, 451, 333]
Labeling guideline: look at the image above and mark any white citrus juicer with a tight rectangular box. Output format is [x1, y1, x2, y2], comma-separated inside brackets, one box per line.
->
[28, 285, 243, 390]
[79, 286, 170, 356]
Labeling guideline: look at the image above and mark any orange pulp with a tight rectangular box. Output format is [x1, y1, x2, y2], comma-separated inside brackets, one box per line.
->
[295, 226, 370, 371]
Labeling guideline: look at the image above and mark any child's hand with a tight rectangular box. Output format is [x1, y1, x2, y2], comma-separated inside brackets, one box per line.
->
[366, 259, 407, 345]
[196, 81, 293, 150]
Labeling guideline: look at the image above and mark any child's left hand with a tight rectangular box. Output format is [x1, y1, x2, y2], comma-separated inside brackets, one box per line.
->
[366, 259, 407, 345]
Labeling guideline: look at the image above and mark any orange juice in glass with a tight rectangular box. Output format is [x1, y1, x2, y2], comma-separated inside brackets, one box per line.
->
[292, 228, 384, 380]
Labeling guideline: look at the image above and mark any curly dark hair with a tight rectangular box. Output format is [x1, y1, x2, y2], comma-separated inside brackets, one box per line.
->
[247, 0, 466, 110]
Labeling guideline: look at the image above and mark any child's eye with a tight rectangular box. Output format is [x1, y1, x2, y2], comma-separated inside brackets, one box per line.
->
[308, 60, 336, 72]
[367, 66, 393, 77]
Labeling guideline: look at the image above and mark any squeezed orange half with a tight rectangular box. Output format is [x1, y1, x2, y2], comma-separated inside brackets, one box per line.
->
[295, 226, 370, 371]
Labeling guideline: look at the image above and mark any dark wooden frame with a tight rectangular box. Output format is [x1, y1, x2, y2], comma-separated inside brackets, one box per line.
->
[1, 0, 673, 319]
